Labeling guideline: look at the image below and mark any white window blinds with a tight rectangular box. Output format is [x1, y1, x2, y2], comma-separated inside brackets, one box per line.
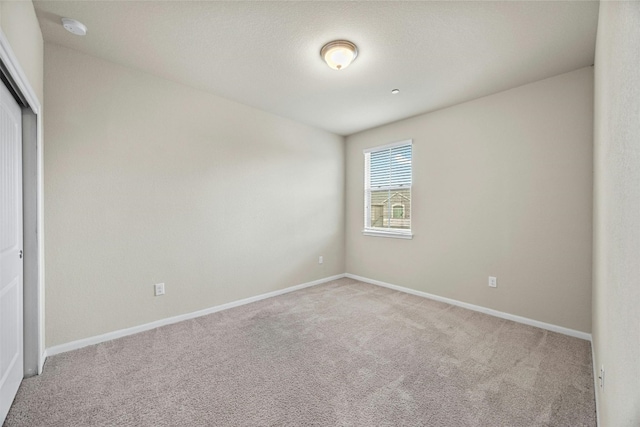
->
[364, 140, 413, 238]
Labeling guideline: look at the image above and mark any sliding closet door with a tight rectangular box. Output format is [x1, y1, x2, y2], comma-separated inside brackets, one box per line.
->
[0, 79, 24, 423]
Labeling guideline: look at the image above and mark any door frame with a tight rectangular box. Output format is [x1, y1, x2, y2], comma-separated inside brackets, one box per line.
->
[0, 30, 45, 375]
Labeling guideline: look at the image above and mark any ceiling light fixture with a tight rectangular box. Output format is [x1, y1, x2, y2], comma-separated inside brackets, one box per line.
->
[391, 89, 400, 94]
[61, 18, 88, 36]
[320, 40, 358, 70]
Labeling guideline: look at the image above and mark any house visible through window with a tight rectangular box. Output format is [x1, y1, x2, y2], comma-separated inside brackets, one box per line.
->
[363, 140, 412, 238]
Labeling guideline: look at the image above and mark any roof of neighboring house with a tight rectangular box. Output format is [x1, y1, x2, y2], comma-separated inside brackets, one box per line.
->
[370, 191, 411, 205]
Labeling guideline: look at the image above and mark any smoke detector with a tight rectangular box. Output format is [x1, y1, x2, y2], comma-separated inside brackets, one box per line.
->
[61, 18, 87, 36]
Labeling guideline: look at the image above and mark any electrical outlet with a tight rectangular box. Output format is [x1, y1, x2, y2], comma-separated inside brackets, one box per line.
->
[599, 365, 605, 390]
[488, 276, 497, 288]
[154, 283, 165, 296]
[319, 256, 323, 264]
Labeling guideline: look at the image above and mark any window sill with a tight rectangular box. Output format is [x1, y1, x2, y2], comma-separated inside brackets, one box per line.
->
[362, 229, 413, 240]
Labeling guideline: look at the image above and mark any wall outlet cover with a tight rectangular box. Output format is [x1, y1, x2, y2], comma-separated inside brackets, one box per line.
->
[154, 283, 165, 296]
[489, 276, 497, 288]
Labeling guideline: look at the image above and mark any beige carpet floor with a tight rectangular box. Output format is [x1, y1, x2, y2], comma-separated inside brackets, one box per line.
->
[5, 278, 596, 426]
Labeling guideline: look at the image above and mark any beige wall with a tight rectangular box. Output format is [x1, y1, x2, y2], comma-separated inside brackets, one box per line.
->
[0, 0, 43, 103]
[346, 67, 593, 333]
[593, 2, 640, 426]
[44, 44, 345, 347]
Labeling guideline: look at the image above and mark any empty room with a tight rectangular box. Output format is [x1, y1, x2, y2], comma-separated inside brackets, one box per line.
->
[0, 1, 638, 426]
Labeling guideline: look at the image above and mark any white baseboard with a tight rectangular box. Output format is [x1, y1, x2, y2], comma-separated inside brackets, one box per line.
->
[345, 273, 592, 341]
[46, 274, 346, 357]
[39, 350, 46, 373]
[45, 272, 592, 359]
[591, 341, 600, 426]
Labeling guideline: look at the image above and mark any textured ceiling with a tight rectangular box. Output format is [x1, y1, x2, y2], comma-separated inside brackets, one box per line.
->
[34, 1, 599, 136]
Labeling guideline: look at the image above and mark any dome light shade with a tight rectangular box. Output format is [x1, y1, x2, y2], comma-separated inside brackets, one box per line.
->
[320, 40, 358, 70]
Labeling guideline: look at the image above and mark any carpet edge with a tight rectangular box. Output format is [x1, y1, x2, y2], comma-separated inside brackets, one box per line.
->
[45, 273, 347, 359]
[345, 273, 592, 341]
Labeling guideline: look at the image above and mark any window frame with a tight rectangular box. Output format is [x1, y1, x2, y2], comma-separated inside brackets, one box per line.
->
[363, 139, 413, 239]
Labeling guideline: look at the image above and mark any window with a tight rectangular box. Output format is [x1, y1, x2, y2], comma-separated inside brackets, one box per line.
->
[364, 140, 412, 239]
[392, 204, 405, 219]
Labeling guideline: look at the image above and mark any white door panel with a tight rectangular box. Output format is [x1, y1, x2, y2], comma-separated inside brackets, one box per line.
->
[0, 80, 24, 424]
